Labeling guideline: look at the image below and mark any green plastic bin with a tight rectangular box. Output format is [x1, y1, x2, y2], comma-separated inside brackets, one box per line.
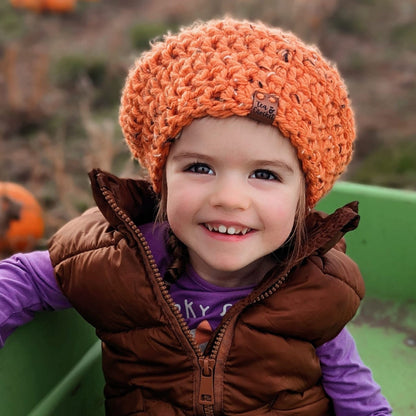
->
[318, 181, 416, 415]
[0, 181, 415, 415]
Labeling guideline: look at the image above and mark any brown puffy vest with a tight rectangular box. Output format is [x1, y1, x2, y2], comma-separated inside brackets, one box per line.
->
[49, 170, 365, 416]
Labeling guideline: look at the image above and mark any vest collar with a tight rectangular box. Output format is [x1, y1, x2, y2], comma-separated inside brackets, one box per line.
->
[88, 168, 359, 269]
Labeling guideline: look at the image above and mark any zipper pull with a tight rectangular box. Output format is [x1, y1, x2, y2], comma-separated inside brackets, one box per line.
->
[199, 358, 215, 405]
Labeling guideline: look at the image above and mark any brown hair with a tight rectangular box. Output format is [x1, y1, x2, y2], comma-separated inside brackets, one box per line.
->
[272, 177, 307, 267]
[155, 175, 188, 283]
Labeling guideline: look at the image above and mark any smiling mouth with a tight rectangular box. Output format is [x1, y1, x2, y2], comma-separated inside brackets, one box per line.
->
[204, 224, 251, 235]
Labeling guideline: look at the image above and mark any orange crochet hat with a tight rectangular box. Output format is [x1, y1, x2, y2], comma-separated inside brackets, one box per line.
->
[119, 18, 355, 208]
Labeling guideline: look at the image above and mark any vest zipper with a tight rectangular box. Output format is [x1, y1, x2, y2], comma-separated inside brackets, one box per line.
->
[99, 183, 289, 416]
[100, 187, 216, 415]
[252, 272, 288, 304]
[204, 271, 289, 358]
[100, 187, 202, 356]
[199, 357, 215, 411]
[197, 272, 289, 416]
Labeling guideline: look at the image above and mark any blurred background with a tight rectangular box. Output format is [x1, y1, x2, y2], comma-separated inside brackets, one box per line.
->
[0, 0, 415, 249]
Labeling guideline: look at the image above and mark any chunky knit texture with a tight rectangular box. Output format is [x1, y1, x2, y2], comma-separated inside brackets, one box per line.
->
[119, 18, 355, 208]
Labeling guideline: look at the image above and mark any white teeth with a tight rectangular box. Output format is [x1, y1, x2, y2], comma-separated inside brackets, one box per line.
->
[205, 224, 250, 235]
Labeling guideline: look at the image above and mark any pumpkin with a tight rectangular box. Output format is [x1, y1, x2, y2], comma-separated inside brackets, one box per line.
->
[10, 0, 44, 12]
[42, 0, 76, 12]
[10, 0, 77, 13]
[0, 182, 44, 254]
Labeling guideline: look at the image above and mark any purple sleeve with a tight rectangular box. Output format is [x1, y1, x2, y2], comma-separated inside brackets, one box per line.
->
[0, 250, 71, 347]
[316, 327, 392, 416]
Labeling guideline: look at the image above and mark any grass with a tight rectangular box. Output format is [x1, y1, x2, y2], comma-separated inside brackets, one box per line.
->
[129, 22, 177, 50]
[390, 23, 416, 50]
[350, 140, 416, 190]
[52, 55, 108, 88]
[0, 2, 26, 42]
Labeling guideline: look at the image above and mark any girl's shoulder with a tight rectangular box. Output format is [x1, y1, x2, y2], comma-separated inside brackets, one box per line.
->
[49, 207, 113, 265]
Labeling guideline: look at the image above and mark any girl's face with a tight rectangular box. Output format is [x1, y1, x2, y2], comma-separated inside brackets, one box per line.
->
[165, 117, 303, 288]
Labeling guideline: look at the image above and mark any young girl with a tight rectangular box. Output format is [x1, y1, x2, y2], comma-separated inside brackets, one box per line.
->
[0, 18, 392, 416]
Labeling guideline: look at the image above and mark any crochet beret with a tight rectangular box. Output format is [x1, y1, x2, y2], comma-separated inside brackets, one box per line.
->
[119, 18, 355, 208]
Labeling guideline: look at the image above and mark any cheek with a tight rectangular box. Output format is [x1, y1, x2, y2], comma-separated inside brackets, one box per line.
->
[262, 191, 299, 232]
[166, 194, 184, 242]
[165, 185, 202, 247]
[166, 190, 181, 225]
[166, 181, 197, 226]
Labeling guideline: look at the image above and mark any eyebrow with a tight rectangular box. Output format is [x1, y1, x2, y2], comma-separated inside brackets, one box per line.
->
[252, 159, 295, 174]
[171, 152, 215, 162]
[171, 152, 295, 174]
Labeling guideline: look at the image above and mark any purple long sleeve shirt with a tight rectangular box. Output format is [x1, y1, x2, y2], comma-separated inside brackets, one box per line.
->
[0, 225, 392, 415]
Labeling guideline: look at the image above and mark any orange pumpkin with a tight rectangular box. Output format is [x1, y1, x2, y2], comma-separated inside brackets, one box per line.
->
[42, 0, 76, 12]
[0, 182, 44, 254]
[10, 0, 44, 12]
[10, 0, 77, 12]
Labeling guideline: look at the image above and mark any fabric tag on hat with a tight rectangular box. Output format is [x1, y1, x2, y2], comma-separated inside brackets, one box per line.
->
[248, 91, 279, 124]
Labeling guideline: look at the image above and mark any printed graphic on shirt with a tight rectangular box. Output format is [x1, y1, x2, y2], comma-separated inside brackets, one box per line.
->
[174, 298, 233, 333]
[191, 320, 213, 352]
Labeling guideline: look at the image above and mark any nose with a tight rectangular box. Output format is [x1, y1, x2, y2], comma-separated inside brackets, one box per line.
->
[209, 175, 251, 211]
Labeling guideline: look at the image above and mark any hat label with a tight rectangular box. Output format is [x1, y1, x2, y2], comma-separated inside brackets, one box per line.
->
[248, 91, 279, 124]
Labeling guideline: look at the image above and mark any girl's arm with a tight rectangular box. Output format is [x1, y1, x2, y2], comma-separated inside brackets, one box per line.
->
[316, 327, 392, 416]
[0, 250, 71, 347]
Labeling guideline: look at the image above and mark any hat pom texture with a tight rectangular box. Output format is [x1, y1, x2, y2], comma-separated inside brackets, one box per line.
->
[119, 18, 355, 208]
